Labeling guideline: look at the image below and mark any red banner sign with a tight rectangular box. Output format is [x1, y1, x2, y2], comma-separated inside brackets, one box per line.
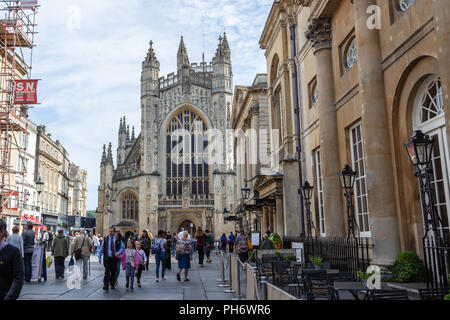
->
[14, 79, 39, 104]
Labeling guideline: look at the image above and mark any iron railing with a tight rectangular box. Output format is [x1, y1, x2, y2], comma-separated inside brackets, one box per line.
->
[283, 236, 373, 281]
[423, 233, 449, 290]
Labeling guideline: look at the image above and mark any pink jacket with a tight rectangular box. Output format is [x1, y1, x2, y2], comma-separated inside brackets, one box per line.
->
[118, 249, 142, 270]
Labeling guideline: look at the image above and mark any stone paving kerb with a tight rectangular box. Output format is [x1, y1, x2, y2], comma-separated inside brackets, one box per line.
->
[18, 251, 232, 300]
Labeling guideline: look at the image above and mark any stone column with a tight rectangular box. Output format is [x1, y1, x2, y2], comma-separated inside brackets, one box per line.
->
[353, 0, 400, 265]
[305, 18, 344, 237]
[262, 207, 268, 233]
[432, 1, 450, 152]
[275, 194, 284, 236]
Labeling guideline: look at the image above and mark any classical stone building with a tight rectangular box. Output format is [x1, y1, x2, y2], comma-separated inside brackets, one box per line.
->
[231, 74, 281, 234]
[68, 162, 87, 217]
[96, 35, 236, 237]
[258, 0, 450, 265]
[35, 125, 70, 231]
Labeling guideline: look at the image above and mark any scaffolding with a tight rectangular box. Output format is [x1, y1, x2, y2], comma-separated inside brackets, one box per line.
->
[0, 0, 38, 223]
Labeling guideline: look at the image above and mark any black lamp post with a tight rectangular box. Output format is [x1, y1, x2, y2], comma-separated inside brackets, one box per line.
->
[223, 207, 229, 224]
[338, 165, 357, 238]
[404, 130, 441, 235]
[241, 186, 251, 201]
[302, 181, 314, 238]
[36, 176, 44, 194]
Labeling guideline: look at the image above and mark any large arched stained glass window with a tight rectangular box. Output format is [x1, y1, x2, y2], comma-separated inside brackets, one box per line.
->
[166, 108, 209, 196]
[121, 192, 138, 221]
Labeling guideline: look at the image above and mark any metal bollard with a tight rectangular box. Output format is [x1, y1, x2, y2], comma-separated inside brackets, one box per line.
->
[232, 259, 242, 299]
[217, 252, 230, 287]
[224, 254, 235, 293]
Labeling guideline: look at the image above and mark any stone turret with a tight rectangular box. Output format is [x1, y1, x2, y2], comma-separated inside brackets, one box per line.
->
[117, 116, 128, 166]
[141, 40, 160, 98]
[212, 32, 233, 94]
[177, 36, 191, 94]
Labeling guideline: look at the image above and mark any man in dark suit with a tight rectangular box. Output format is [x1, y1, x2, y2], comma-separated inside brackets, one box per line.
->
[0, 219, 24, 300]
[98, 227, 123, 291]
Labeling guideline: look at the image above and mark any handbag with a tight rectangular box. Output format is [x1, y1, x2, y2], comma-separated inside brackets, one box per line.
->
[46, 256, 53, 268]
[74, 236, 86, 260]
[247, 238, 253, 251]
[68, 256, 74, 267]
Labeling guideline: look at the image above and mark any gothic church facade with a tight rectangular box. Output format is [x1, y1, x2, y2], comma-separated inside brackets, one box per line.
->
[96, 35, 235, 237]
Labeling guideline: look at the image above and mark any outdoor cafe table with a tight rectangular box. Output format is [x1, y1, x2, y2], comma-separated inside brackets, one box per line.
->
[333, 281, 369, 300]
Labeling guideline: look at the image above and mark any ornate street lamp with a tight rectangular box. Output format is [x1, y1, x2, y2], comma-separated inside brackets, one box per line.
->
[338, 165, 357, 238]
[404, 131, 442, 235]
[35, 176, 44, 194]
[241, 186, 251, 200]
[405, 130, 434, 168]
[302, 181, 314, 238]
[223, 207, 230, 224]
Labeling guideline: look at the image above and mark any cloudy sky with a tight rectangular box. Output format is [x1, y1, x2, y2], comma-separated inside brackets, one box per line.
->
[29, 0, 273, 210]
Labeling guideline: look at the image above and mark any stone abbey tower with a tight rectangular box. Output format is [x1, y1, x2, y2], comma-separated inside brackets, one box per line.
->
[96, 34, 235, 237]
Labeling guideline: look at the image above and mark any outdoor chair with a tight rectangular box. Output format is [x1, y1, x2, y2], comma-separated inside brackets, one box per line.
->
[418, 288, 448, 300]
[271, 260, 291, 285]
[271, 261, 303, 298]
[256, 259, 273, 282]
[302, 273, 337, 300]
[365, 289, 409, 300]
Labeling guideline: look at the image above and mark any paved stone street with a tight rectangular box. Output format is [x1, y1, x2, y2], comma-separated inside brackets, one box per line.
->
[18, 251, 230, 300]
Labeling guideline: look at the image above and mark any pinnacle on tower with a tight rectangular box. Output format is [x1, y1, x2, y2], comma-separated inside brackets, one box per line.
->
[126, 125, 130, 141]
[178, 36, 187, 55]
[132, 126, 135, 141]
[144, 40, 160, 67]
[222, 32, 230, 52]
[107, 142, 113, 165]
[101, 144, 107, 165]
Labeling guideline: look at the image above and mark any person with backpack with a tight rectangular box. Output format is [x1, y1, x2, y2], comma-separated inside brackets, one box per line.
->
[235, 229, 250, 263]
[153, 230, 167, 282]
[70, 228, 92, 279]
[204, 229, 214, 263]
[195, 227, 207, 267]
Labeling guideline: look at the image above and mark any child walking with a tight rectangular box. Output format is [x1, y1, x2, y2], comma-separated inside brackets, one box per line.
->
[119, 240, 139, 290]
[134, 241, 147, 288]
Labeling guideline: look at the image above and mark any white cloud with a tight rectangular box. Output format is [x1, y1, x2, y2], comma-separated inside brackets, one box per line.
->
[29, 0, 273, 210]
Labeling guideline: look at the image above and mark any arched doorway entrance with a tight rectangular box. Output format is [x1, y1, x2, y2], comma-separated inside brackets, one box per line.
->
[178, 219, 196, 237]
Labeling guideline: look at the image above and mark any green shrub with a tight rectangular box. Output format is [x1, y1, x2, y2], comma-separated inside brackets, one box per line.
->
[444, 292, 450, 301]
[309, 256, 323, 267]
[390, 251, 426, 283]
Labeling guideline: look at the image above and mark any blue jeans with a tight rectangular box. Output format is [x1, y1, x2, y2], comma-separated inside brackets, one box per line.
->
[171, 244, 176, 257]
[155, 252, 166, 279]
[94, 246, 98, 255]
[115, 259, 121, 279]
[125, 263, 135, 287]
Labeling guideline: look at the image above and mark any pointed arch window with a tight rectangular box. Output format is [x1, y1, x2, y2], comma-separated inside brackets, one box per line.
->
[166, 108, 209, 196]
[414, 76, 444, 127]
[121, 191, 138, 221]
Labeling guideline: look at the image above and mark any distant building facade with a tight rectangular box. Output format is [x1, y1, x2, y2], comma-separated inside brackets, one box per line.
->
[68, 162, 87, 217]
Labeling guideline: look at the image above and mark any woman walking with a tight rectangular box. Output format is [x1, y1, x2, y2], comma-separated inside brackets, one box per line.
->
[153, 230, 167, 282]
[176, 231, 192, 282]
[140, 230, 151, 271]
[134, 241, 147, 288]
[220, 233, 227, 253]
[195, 227, 207, 267]
[118, 240, 138, 290]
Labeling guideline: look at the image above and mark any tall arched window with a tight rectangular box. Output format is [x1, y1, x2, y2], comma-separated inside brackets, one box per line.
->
[121, 191, 138, 221]
[166, 108, 209, 196]
[413, 75, 449, 236]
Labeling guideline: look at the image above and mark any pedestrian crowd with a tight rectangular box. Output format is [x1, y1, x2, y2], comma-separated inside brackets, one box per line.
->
[0, 216, 263, 300]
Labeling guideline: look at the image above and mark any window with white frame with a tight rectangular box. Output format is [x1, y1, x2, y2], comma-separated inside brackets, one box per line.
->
[350, 123, 371, 236]
[315, 149, 325, 236]
[413, 75, 449, 236]
[345, 38, 358, 69]
[396, 0, 416, 12]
